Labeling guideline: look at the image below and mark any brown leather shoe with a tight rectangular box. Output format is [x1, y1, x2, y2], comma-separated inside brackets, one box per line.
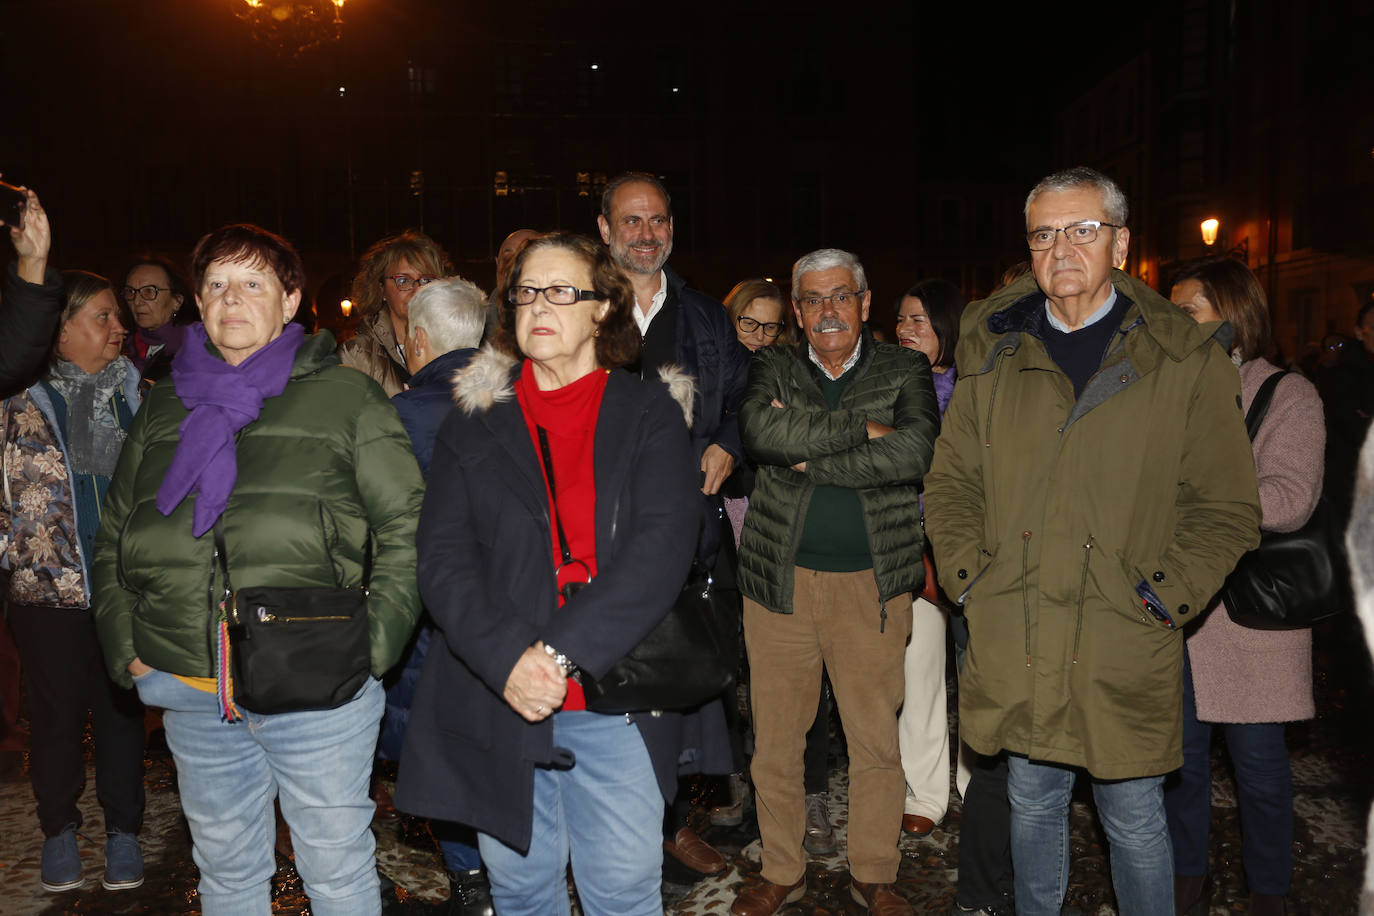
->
[901, 813, 935, 837]
[664, 826, 726, 875]
[851, 879, 913, 915]
[730, 876, 805, 916]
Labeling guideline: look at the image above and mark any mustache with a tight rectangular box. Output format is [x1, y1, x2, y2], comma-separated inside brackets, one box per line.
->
[810, 317, 850, 334]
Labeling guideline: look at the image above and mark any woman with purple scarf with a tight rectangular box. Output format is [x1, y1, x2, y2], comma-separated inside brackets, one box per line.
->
[92, 224, 424, 916]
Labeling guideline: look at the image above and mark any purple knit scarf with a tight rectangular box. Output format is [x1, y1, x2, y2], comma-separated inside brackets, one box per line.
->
[156, 322, 306, 536]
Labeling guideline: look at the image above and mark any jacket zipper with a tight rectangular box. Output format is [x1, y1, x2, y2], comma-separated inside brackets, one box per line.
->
[983, 347, 1013, 448]
[1020, 530, 1033, 667]
[1073, 536, 1095, 664]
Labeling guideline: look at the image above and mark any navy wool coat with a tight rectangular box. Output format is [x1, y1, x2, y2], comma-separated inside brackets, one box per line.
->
[394, 350, 713, 852]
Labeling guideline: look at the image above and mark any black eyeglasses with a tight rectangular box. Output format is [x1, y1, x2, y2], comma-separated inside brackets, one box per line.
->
[507, 285, 605, 306]
[121, 284, 172, 302]
[383, 275, 436, 292]
[737, 315, 784, 337]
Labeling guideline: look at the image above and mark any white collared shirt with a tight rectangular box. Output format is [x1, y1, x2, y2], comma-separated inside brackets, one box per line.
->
[632, 271, 669, 336]
[808, 337, 864, 381]
[1045, 288, 1118, 333]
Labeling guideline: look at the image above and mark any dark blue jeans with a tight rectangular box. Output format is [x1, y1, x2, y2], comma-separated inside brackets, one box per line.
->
[1164, 646, 1292, 895]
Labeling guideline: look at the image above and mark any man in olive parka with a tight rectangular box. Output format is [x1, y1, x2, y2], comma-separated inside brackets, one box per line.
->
[924, 167, 1260, 916]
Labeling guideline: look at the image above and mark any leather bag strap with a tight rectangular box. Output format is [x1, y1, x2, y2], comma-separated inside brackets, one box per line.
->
[535, 426, 576, 566]
[1242, 371, 1286, 442]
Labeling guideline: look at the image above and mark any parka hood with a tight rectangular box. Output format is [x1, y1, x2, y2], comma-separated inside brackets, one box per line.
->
[452, 345, 696, 429]
[956, 269, 1233, 377]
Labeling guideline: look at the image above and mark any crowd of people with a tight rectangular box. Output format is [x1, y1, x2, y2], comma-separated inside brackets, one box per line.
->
[0, 164, 1362, 916]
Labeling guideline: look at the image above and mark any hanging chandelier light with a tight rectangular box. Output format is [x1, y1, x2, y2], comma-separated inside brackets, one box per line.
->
[234, 0, 346, 57]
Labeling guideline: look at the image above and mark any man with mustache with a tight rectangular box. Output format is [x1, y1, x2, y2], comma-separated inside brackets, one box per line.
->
[732, 248, 937, 916]
[597, 173, 749, 875]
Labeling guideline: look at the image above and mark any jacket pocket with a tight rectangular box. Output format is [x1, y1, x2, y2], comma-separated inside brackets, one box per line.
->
[1101, 550, 1172, 630]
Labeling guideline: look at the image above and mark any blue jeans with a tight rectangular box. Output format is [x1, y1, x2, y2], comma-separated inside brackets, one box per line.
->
[1165, 646, 1292, 894]
[1007, 755, 1172, 916]
[135, 671, 384, 916]
[477, 710, 664, 916]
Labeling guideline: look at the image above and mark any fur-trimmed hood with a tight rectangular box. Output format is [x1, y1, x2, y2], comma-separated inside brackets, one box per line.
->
[451, 345, 695, 429]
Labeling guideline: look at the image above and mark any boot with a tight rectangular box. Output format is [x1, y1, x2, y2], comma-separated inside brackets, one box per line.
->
[446, 867, 495, 916]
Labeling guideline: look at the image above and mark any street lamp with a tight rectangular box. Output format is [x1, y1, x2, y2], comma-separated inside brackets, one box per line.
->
[1200, 218, 1220, 247]
[234, 0, 346, 56]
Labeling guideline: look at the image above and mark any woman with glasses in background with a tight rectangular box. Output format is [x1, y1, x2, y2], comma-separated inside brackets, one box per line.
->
[725, 278, 791, 353]
[120, 254, 197, 390]
[340, 230, 454, 396]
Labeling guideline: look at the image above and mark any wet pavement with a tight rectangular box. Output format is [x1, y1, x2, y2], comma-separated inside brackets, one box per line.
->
[0, 615, 1369, 914]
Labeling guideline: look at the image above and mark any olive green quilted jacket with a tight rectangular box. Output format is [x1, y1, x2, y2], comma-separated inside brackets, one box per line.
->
[736, 332, 938, 623]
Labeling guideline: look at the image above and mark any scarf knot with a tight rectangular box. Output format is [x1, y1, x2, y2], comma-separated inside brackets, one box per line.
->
[156, 323, 306, 536]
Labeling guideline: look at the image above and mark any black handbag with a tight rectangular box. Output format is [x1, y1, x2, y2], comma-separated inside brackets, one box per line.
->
[216, 520, 372, 715]
[1217, 371, 1347, 630]
[535, 427, 736, 714]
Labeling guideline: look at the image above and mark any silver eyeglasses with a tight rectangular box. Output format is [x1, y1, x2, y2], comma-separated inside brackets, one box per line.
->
[506, 285, 604, 306]
[1026, 220, 1123, 251]
[799, 290, 866, 311]
[383, 274, 436, 291]
[121, 284, 172, 302]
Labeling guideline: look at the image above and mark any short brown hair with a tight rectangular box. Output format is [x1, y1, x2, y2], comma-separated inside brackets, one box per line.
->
[191, 224, 305, 296]
[1170, 257, 1275, 361]
[350, 229, 455, 320]
[494, 232, 640, 370]
[724, 278, 792, 346]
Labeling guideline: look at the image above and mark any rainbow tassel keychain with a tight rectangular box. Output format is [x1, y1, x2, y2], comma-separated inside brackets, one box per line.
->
[215, 594, 243, 723]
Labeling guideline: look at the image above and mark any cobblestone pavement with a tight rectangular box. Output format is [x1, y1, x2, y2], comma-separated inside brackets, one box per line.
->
[0, 617, 1368, 914]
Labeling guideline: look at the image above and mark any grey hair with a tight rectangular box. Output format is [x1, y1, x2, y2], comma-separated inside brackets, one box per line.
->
[407, 277, 489, 355]
[790, 249, 868, 300]
[600, 172, 672, 219]
[1024, 166, 1130, 227]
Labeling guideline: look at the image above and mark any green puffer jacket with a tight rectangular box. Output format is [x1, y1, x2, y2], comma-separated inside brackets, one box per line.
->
[91, 331, 424, 690]
[923, 270, 1261, 779]
[737, 331, 938, 621]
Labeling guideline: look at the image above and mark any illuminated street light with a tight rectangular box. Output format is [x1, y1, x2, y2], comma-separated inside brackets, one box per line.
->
[234, 0, 346, 56]
[1201, 218, 1220, 247]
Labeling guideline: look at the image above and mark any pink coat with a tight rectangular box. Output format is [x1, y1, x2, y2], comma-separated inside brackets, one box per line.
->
[1187, 358, 1324, 723]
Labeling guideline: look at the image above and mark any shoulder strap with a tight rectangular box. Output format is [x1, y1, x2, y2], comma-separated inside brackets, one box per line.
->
[1243, 371, 1287, 442]
[534, 426, 575, 566]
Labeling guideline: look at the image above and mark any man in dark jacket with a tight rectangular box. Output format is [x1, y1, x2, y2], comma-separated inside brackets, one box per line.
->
[387, 276, 493, 915]
[597, 171, 749, 874]
[732, 248, 937, 916]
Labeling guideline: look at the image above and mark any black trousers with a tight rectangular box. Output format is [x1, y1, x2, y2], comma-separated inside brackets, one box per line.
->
[956, 750, 1014, 909]
[7, 604, 146, 838]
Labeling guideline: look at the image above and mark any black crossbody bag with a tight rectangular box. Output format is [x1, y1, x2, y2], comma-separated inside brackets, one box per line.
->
[535, 426, 735, 714]
[216, 519, 372, 714]
[1216, 372, 1347, 630]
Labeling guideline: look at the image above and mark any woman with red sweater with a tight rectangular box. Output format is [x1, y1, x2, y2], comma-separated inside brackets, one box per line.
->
[397, 233, 699, 916]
